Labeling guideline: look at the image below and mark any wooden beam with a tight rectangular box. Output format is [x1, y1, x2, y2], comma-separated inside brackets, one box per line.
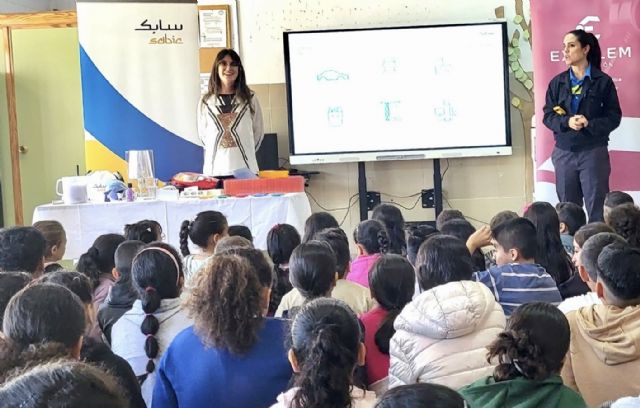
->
[0, 11, 77, 29]
[2, 27, 23, 225]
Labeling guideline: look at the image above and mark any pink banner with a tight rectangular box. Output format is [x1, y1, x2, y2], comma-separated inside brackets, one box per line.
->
[531, 0, 640, 202]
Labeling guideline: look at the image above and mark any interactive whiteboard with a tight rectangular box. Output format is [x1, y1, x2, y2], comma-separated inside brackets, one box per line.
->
[284, 22, 512, 164]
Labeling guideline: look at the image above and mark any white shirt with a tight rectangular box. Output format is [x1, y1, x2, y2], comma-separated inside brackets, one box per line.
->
[197, 93, 264, 176]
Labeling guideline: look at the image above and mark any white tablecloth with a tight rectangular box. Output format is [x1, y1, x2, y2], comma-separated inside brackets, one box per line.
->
[32, 193, 312, 260]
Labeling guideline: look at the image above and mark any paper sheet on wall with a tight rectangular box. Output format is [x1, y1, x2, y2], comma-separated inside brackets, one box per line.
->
[200, 73, 209, 95]
[199, 9, 227, 48]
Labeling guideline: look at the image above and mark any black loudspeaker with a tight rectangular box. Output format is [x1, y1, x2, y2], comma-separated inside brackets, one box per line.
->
[0, 181, 4, 227]
[256, 133, 279, 170]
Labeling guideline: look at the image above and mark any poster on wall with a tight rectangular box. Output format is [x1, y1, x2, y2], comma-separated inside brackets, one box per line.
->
[531, 0, 640, 203]
[76, 0, 203, 181]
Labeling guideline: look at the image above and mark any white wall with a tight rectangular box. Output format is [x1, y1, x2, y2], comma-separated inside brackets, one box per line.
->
[241, 0, 535, 240]
[236, 0, 532, 84]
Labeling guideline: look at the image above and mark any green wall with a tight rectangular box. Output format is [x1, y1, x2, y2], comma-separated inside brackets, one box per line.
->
[1, 27, 85, 226]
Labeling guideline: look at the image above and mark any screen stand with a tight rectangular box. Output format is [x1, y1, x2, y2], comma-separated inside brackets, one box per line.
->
[358, 162, 368, 221]
[433, 158, 443, 217]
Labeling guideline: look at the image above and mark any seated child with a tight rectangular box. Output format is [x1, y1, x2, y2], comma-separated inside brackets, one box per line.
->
[271, 298, 376, 407]
[97, 240, 146, 343]
[376, 383, 466, 408]
[555, 202, 587, 256]
[301, 212, 339, 243]
[604, 191, 634, 223]
[561, 241, 640, 407]
[124, 220, 162, 243]
[0, 226, 46, 277]
[267, 224, 301, 316]
[227, 224, 253, 243]
[360, 254, 414, 394]
[474, 217, 562, 316]
[606, 203, 640, 248]
[275, 241, 337, 318]
[316, 228, 373, 315]
[389, 235, 505, 390]
[558, 224, 615, 314]
[179, 210, 228, 284]
[347, 220, 389, 288]
[33, 220, 67, 272]
[460, 302, 586, 408]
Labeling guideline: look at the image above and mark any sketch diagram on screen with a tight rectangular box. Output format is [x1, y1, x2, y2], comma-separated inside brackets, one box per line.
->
[327, 106, 344, 127]
[381, 100, 401, 121]
[434, 100, 456, 122]
[317, 69, 349, 81]
[433, 57, 453, 76]
[382, 57, 398, 74]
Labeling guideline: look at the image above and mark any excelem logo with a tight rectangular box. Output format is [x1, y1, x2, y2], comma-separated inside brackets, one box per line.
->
[135, 19, 184, 45]
[577, 16, 601, 38]
[549, 15, 632, 64]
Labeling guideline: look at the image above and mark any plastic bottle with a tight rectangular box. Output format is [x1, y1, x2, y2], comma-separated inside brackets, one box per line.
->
[125, 183, 136, 202]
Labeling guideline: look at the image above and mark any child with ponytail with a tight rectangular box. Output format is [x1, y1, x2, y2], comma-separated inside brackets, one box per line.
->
[360, 255, 414, 394]
[460, 302, 586, 408]
[347, 220, 389, 288]
[76, 233, 126, 309]
[267, 223, 301, 316]
[272, 298, 377, 407]
[179, 210, 228, 283]
[111, 242, 192, 407]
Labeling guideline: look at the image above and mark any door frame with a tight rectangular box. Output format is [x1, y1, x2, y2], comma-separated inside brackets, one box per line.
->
[1, 11, 77, 225]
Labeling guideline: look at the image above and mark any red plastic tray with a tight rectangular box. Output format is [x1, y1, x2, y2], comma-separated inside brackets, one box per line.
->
[223, 176, 305, 196]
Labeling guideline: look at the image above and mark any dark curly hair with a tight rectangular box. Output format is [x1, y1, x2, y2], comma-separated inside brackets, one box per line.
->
[76, 234, 126, 290]
[124, 219, 162, 244]
[606, 203, 640, 248]
[290, 298, 363, 408]
[186, 254, 265, 355]
[488, 302, 569, 382]
[406, 224, 439, 266]
[376, 383, 466, 408]
[0, 226, 46, 274]
[38, 271, 93, 305]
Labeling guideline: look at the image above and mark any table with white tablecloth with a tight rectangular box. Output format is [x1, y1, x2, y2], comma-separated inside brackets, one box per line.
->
[32, 193, 312, 260]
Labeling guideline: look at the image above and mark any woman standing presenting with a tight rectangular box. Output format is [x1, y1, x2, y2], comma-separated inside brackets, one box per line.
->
[543, 29, 621, 222]
[198, 49, 264, 177]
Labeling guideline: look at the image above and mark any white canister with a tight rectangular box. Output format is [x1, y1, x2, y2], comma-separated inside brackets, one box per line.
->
[55, 176, 88, 204]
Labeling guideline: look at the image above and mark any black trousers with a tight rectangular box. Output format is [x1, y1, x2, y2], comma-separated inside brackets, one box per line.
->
[552, 146, 610, 222]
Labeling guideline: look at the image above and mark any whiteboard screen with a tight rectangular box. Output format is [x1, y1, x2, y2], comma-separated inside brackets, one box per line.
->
[284, 22, 512, 164]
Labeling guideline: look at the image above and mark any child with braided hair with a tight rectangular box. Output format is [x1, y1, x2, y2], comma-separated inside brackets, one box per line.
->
[347, 220, 390, 288]
[111, 242, 192, 407]
[179, 210, 228, 284]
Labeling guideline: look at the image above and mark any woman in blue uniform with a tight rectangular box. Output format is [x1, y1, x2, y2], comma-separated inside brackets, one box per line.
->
[543, 29, 621, 222]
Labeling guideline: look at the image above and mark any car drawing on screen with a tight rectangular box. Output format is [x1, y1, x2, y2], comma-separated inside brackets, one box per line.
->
[316, 69, 349, 81]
